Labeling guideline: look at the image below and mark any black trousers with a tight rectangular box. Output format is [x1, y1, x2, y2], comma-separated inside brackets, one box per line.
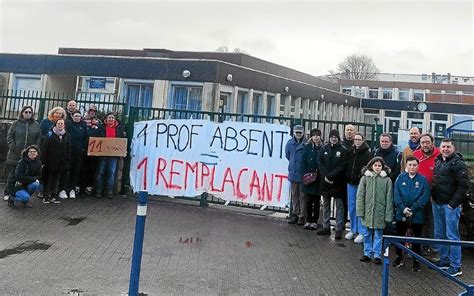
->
[79, 155, 98, 189]
[3, 163, 17, 195]
[68, 152, 84, 191]
[395, 221, 423, 259]
[305, 193, 320, 223]
[45, 170, 67, 197]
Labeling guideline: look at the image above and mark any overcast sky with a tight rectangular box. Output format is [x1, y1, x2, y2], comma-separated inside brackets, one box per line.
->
[1, 0, 473, 76]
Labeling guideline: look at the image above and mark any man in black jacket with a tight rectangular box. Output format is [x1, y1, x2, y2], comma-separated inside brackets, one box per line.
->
[316, 129, 347, 239]
[373, 133, 401, 183]
[431, 138, 471, 277]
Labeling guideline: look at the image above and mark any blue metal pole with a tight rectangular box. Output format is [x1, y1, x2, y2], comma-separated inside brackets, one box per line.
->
[128, 191, 148, 296]
[381, 241, 390, 296]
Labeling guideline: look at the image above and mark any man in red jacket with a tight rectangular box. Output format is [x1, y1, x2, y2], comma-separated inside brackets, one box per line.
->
[413, 133, 441, 260]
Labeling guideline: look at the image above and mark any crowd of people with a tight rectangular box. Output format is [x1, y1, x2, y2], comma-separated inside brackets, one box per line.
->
[3, 100, 126, 206]
[285, 124, 471, 276]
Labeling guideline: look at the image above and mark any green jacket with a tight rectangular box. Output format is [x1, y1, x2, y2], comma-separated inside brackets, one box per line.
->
[356, 169, 393, 229]
[6, 118, 41, 164]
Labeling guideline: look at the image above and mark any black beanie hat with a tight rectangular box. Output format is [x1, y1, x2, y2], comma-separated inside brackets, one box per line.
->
[310, 128, 322, 137]
[329, 129, 340, 139]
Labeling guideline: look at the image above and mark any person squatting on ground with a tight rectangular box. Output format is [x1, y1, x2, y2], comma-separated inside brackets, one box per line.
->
[393, 156, 430, 272]
[4, 106, 41, 202]
[317, 129, 347, 239]
[301, 128, 323, 230]
[40, 118, 71, 204]
[63, 110, 88, 199]
[431, 138, 471, 277]
[95, 112, 125, 199]
[8, 145, 42, 208]
[345, 132, 372, 244]
[285, 125, 306, 225]
[357, 157, 393, 265]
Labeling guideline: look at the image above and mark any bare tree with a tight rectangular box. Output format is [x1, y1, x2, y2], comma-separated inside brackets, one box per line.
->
[331, 54, 380, 80]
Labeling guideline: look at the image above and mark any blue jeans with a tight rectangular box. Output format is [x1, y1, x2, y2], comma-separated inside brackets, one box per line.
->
[96, 157, 118, 194]
[15, 181, 40, 202]
[363, 228, 383, 259]
[432, 202, 462, 268]
[347, 184, 363, 234]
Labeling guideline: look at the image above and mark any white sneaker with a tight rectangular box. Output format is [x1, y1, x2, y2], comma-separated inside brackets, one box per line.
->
[3, 195, 9, 201]
[354, 233, 364, 244]
[58, 190, 68, 199]
[345, 231, 355, 240]
[69, 190, 76, 199]
[310, 223, 318, 230]
[303, 222, 311, 229]
[75, 186, 80, 195]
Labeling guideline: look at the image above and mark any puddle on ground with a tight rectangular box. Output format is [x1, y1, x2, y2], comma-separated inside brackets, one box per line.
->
[61, 217, 86, 226]
[0, 240, 52, 259]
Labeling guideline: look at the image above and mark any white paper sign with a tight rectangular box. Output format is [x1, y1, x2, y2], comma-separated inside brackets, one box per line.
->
[130, 119, 291, 207]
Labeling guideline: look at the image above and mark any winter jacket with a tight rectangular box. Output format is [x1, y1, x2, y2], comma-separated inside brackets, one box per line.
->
[41, 131, 72, 173]
[345, 142, 372, 185]
[318, 142, 347, 198]
[341, 138, 354, 150]
[13, 151, 42, 193]
[6, 118, 41, 164]
[39, 119, 54, 137]
[356, 169, 393, 229]
[394, 172, 430, 224]
[301, 141, 322, 194]
[285, 137, 306, 182]
[413, 147, 440, 185]
[401, 144, 420, 172]
[373, 145, 401, 183]
[432, 153, 471, 208]
[67, 120, 88, 155]
[97, 119, 126, 138]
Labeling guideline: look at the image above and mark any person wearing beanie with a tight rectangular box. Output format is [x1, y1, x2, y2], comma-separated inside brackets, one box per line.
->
[317, 129, 348, 239]
[285, 124, 307, 225]
[301, 128, 323, 230]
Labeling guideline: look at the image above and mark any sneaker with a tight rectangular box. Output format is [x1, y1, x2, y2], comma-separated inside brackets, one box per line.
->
[51, 197, 61, 204]
[412, 261, 420, 272]
[433, 260, 450, 270]
[297, 217, 305, 226]
[335, 231, 343, 240]
[360, 255, 371, 263]
[7, 197, 14, 207]
[106, 191, 113, 199]
[37, 191, 43, 198]
[3, 195, 9, 201]
[345, 231, 355, 240]
[85, 187, 93, 195]
[317, 228, 331, 235]
[303, 222, 311, 229]
[58, 190, 68, 199]
[69, 190, 76, 199]
[42, 197, 51, 204]
[309, 223, 319, 230]
[393, 256, 404, 268]
[13, 200, 21, 208]
[354, 233, 364, 244]
[374, 258, 382, 265]
[446, 266, 462, 277]
[75, 186, 80, 195]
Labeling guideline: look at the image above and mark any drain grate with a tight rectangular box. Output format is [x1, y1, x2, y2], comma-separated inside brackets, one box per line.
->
[0, 240, 52, 259]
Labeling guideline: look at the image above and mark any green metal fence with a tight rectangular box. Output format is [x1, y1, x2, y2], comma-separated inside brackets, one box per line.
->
[0, 90, 380, 212]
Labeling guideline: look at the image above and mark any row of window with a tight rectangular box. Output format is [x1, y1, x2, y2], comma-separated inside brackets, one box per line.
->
[342, 86, 425, 101]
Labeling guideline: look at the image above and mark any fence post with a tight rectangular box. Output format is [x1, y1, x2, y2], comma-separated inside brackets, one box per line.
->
[128, 191, 148, 296]
[200, 192, 208, 207]
[381, 240, 390, 296]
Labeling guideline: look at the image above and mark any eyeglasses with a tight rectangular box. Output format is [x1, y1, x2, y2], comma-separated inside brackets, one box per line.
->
[24, 111, 32, 114]
[295, 132, 303, 134]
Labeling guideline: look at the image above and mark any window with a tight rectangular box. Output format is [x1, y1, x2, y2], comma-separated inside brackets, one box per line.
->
[237, 91, 248, 114]
[342, 86, 352, 95]
[430, 114, 448, 121]
[407, 112, 424, 119]
[368, 88, 379, 99]
[364, 108, 379, 114]
[355, 86, 365, 98]
[413, 90, 425, 101]
[126, 83, 153, 108]
[383, 88, 392, 100]
[171, 85, 202, 118]
[266, 95, 275, 116]
[253, 93, 262, 115]
[398, 89, 409, 101]
[385, 111, 401, 117]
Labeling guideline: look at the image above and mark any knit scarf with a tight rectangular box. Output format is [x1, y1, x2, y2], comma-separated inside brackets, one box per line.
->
[408, 139, 420, 151]
[52, 126, 66, 137]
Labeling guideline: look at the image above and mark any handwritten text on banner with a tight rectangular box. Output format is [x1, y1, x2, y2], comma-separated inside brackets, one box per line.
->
[130, 119, 291, 207]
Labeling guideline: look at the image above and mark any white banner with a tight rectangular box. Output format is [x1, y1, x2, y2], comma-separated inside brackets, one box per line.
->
[130, 119, 291, 207]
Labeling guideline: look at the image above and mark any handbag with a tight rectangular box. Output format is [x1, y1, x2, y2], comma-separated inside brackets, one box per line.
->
[303, 171, 317, 185]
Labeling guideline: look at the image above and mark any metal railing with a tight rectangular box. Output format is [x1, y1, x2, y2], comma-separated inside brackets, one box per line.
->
[382, 236, 474, 296]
